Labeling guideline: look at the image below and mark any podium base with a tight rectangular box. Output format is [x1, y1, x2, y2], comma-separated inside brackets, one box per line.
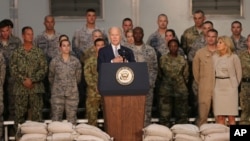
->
[103, 95, 146, 141]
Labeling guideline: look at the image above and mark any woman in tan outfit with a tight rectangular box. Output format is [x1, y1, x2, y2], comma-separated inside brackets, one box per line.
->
[213, 36, 242, 125]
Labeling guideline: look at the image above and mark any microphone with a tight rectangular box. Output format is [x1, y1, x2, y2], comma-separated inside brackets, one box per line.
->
[118, 49, 126, 62]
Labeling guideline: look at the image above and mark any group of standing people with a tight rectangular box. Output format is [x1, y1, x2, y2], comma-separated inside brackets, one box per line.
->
[0, 7, 250, 139]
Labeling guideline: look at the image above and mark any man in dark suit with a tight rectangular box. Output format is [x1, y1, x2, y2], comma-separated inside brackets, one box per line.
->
[97, 26, 135, 71]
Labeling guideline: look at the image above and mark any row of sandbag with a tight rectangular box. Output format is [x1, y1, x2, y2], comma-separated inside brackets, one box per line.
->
[143, 123, 229, 141]
[18, 121, 113, 141]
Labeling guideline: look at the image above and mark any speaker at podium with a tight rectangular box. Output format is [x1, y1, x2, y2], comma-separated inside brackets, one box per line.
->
[98, 62, 149, 141]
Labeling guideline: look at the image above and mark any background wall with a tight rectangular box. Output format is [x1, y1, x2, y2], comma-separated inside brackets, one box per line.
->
[1, 0, 250, 42]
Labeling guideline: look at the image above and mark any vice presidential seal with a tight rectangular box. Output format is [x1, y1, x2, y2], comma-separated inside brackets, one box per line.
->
[116, 66, 134, 85]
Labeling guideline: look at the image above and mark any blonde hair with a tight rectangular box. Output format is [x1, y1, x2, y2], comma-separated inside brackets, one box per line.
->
[217, 36, 234, 56]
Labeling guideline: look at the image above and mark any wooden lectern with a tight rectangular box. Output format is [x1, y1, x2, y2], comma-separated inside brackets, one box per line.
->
[98, 62, 149, 141]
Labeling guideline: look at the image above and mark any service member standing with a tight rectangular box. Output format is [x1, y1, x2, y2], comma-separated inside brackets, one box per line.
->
[49, 39, 82, 124]
[238, 34, 250, 125]
[10, 26, 47, 129]
[130, 27, 158, 126]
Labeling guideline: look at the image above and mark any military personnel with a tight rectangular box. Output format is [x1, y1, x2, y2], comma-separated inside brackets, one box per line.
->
[187, 20, 213, 117]
[121, 18, 133, 45]
[84, 38, 105, 126]
[72, 8, 108, 59]
[34, 15, 61, 112]
[158, 29, 184, 57]
[0, 52, 5, 140]
[230, 21, 247, 54]
[146, 14, 168, 58]
[10, 26, 47, 129]
[181, 10, 206, 118]
[0, 20, 21, 124]
[130, 27, 158, 126]
[158, 39, 189, 127]
[49, 39, 82, 124]
[193, 29, 218, 127]
[80, 29, 104, 64]
[72, 9, 107, 111]
[238, 34, 250, 125]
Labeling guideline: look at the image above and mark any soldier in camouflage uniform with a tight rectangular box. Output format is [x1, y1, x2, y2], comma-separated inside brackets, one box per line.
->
[238, 34, 250, 125]
[34, 15, 61, 111]
[0, 20, 22, 122]
[72, 8, 108, 59]
[72, 9, 107, 112]
[158, 29, 184, 57]
[158, 39, 189, 127]
[181, 10, 205, 118]
[84, 38, 105, 126]
[0, 52, 5, 139]
[146, 14, 168, 58]
[130, 27, 158, 127]
[10, 26, 47, 129]
[49, 39, 82, 124]
[231, 21, 247, 54]
[80, 29, 104, 64]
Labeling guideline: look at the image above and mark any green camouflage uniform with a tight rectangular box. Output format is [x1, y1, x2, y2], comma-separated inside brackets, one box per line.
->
[239, 50, 250, 124]
[10, 46, 47, 127]
[49, 55, 82, 124]
[0, 35, 21, 121]
[80, 46, 96, 64]
[158, 53, 189, 126]
[84, 56, 101, 126]
[0, 52, 6, 138]
[130, 43, 158, 127]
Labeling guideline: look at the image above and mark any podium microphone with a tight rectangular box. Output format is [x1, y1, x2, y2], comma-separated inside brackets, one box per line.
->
[118, 49, 126, 62]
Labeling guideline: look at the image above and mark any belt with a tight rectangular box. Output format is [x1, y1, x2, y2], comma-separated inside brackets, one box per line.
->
[242, 77, 250, 82]
[215, 77, 230, 79]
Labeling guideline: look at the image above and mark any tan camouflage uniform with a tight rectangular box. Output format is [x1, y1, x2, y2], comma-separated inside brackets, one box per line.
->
[239, 50, 250, 124]
[49, 55, 82, 124]
[130, 43, 158, 126]
[10, 46, 48, 127]
[158, 53, 189, 126]
[0, 52, 6, 138]
[84, 56, 101, 126]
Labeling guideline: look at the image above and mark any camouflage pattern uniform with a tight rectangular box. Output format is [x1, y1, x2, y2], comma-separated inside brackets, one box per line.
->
[80, 46, 96, 64]
[49, 55, 82, 124]
[158, 43, 186, 57]
[158, 53, 189, 127]
[10, 46, 47, 127]
[130, 43, 158, 126]
[238, 50, 250, 124]
[72, 26, 107, 59]
[0, 52, 6, 138]
[72, 26, 107, 111]
[0, 35, 21, 121]
[231, 35, 247, 54]
[146, 30, 166, 58]
[84, 56, 101, 126]
[34, 31, 61, 110]
[181, 26, 203, 118]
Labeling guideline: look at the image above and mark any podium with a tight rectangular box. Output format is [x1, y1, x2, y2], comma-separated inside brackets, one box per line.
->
[98, 62, 149, 141]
